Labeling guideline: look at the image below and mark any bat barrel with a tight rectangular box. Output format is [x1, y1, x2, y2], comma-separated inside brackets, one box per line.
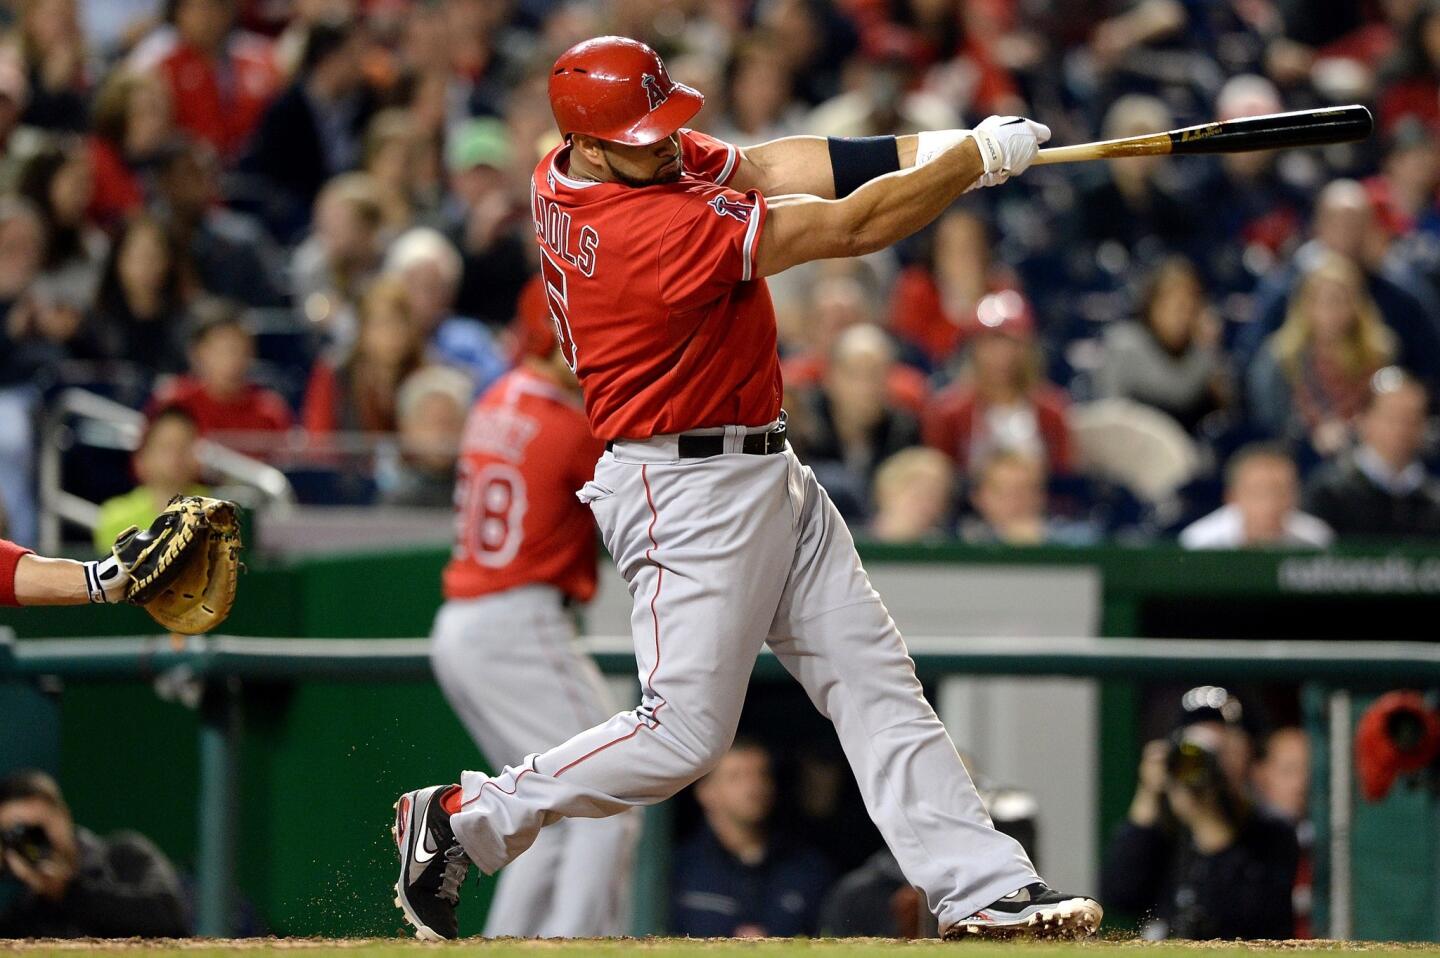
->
[1167, 104, 1373, 155]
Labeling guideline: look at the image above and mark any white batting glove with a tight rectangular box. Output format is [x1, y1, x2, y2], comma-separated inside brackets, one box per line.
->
[965, 115, 1052, 191]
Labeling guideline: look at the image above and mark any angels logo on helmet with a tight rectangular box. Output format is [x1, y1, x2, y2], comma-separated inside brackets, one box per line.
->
[641, 74, 669, 111]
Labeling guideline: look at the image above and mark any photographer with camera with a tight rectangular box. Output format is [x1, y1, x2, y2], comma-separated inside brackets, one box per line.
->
[0, 770, 188, 938]
[1101, 687, 1299, 940]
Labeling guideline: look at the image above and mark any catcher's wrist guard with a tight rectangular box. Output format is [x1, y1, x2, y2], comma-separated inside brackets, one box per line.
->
[82, 555, 127, 604]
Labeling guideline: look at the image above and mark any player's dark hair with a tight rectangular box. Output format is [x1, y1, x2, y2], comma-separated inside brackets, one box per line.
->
[0, 770, 66, 810]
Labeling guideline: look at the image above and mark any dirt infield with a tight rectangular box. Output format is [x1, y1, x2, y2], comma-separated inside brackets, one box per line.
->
[2, 939, 1439, 958]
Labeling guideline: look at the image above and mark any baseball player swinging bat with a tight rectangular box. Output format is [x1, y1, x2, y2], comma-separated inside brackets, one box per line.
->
[391, 35, 1376, 944]
[1032, 104, 1373, 166]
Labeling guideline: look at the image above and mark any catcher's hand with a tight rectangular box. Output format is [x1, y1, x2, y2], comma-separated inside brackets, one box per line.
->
[112, 495, 243, 635]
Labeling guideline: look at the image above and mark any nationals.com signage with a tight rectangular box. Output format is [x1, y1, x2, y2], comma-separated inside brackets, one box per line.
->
[1279, 555, 1440, 593]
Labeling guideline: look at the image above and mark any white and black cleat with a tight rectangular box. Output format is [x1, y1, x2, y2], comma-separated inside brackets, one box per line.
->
[943, 882, 1103, 940]
[392, 784, 471, 940]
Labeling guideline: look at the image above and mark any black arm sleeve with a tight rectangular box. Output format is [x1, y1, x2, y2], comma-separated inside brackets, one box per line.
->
[827, 136, 901, 198]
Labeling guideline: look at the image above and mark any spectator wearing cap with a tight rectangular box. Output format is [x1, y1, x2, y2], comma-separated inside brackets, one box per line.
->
[132, 0, 280, 161]
[867, 446, 955, 543]
[147, 299, 294, 440]
[86, 68, 175, 226]
[151, 136, 288, 308]
[788, 323, 921, 519]
[240, 17, 377, 242]
[302, 274, 426, 435]
[383, 226, 508, 398]
[922, 289, 1073, 475]
[887, 206, 1019, 370]
[1096, 257, 1230, 434]
[1102, 686, 1298, 940]
[379, 365, 472, 508]
[1304, 367, 1440, 539]
[93, 405, 208, 549]
[1248, 252, 1397, 455]
[1179, 444, 1334, 549]
[959, 449, 1098, 546]
[441, 118, 532, 328]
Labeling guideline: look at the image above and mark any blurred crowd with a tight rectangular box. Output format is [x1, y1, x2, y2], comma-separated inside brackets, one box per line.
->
[3, 0, 1440, 549]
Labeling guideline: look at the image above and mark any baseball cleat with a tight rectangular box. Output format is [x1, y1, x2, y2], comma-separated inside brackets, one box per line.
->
[392, 784, 471, 940]
[943, 882, 1103, 940]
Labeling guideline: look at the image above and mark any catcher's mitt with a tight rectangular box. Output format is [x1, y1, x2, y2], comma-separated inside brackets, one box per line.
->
[113, 495, 243, 635]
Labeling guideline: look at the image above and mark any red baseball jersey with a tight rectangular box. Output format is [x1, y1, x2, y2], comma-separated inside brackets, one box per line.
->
[443, 368, 605, 604]
[530, 129, 782, 440]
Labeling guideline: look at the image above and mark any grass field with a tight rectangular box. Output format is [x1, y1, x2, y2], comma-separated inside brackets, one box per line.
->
[4, 940, 1440, 957]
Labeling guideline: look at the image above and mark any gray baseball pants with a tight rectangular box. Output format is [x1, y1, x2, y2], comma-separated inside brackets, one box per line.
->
[450, 437, 1039, 930]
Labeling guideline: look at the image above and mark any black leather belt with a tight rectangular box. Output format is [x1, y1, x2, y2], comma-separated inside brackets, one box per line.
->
[607, 417, 788, 458]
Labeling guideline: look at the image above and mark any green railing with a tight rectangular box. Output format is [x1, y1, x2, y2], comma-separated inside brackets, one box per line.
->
[3, 631, 1438, 938]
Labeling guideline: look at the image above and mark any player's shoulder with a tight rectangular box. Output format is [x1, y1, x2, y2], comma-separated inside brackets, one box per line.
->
[655, 176, 754, 223]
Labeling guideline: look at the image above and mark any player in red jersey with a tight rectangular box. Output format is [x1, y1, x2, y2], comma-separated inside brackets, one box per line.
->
[427, 280, 637, 937]
[394, 36, 1102, 941]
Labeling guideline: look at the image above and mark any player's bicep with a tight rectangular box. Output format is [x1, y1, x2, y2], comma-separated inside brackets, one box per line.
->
[753, 194, 860, 278]
[732, 136, 835, 198]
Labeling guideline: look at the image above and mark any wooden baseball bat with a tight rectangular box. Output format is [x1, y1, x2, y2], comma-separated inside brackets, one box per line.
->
[1032, 104, 1373, 166]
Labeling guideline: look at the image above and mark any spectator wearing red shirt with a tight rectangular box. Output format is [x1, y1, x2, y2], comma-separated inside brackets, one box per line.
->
[133, 0, 279, 161]
[148, 299, 293, 438]
[922, 290, 1072, 475]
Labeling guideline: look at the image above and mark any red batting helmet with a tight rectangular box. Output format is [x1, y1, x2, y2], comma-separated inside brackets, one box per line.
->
[548, 36, 704, 146]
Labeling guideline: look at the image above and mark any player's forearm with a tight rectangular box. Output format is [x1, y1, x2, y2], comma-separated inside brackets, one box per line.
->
[741, 135, 920, 198]
[836, 138, 984, 255]
[12, 554, 92, 606]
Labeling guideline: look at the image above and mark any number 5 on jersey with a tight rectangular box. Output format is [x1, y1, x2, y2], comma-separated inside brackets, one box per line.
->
[539, 250, 580, 372]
